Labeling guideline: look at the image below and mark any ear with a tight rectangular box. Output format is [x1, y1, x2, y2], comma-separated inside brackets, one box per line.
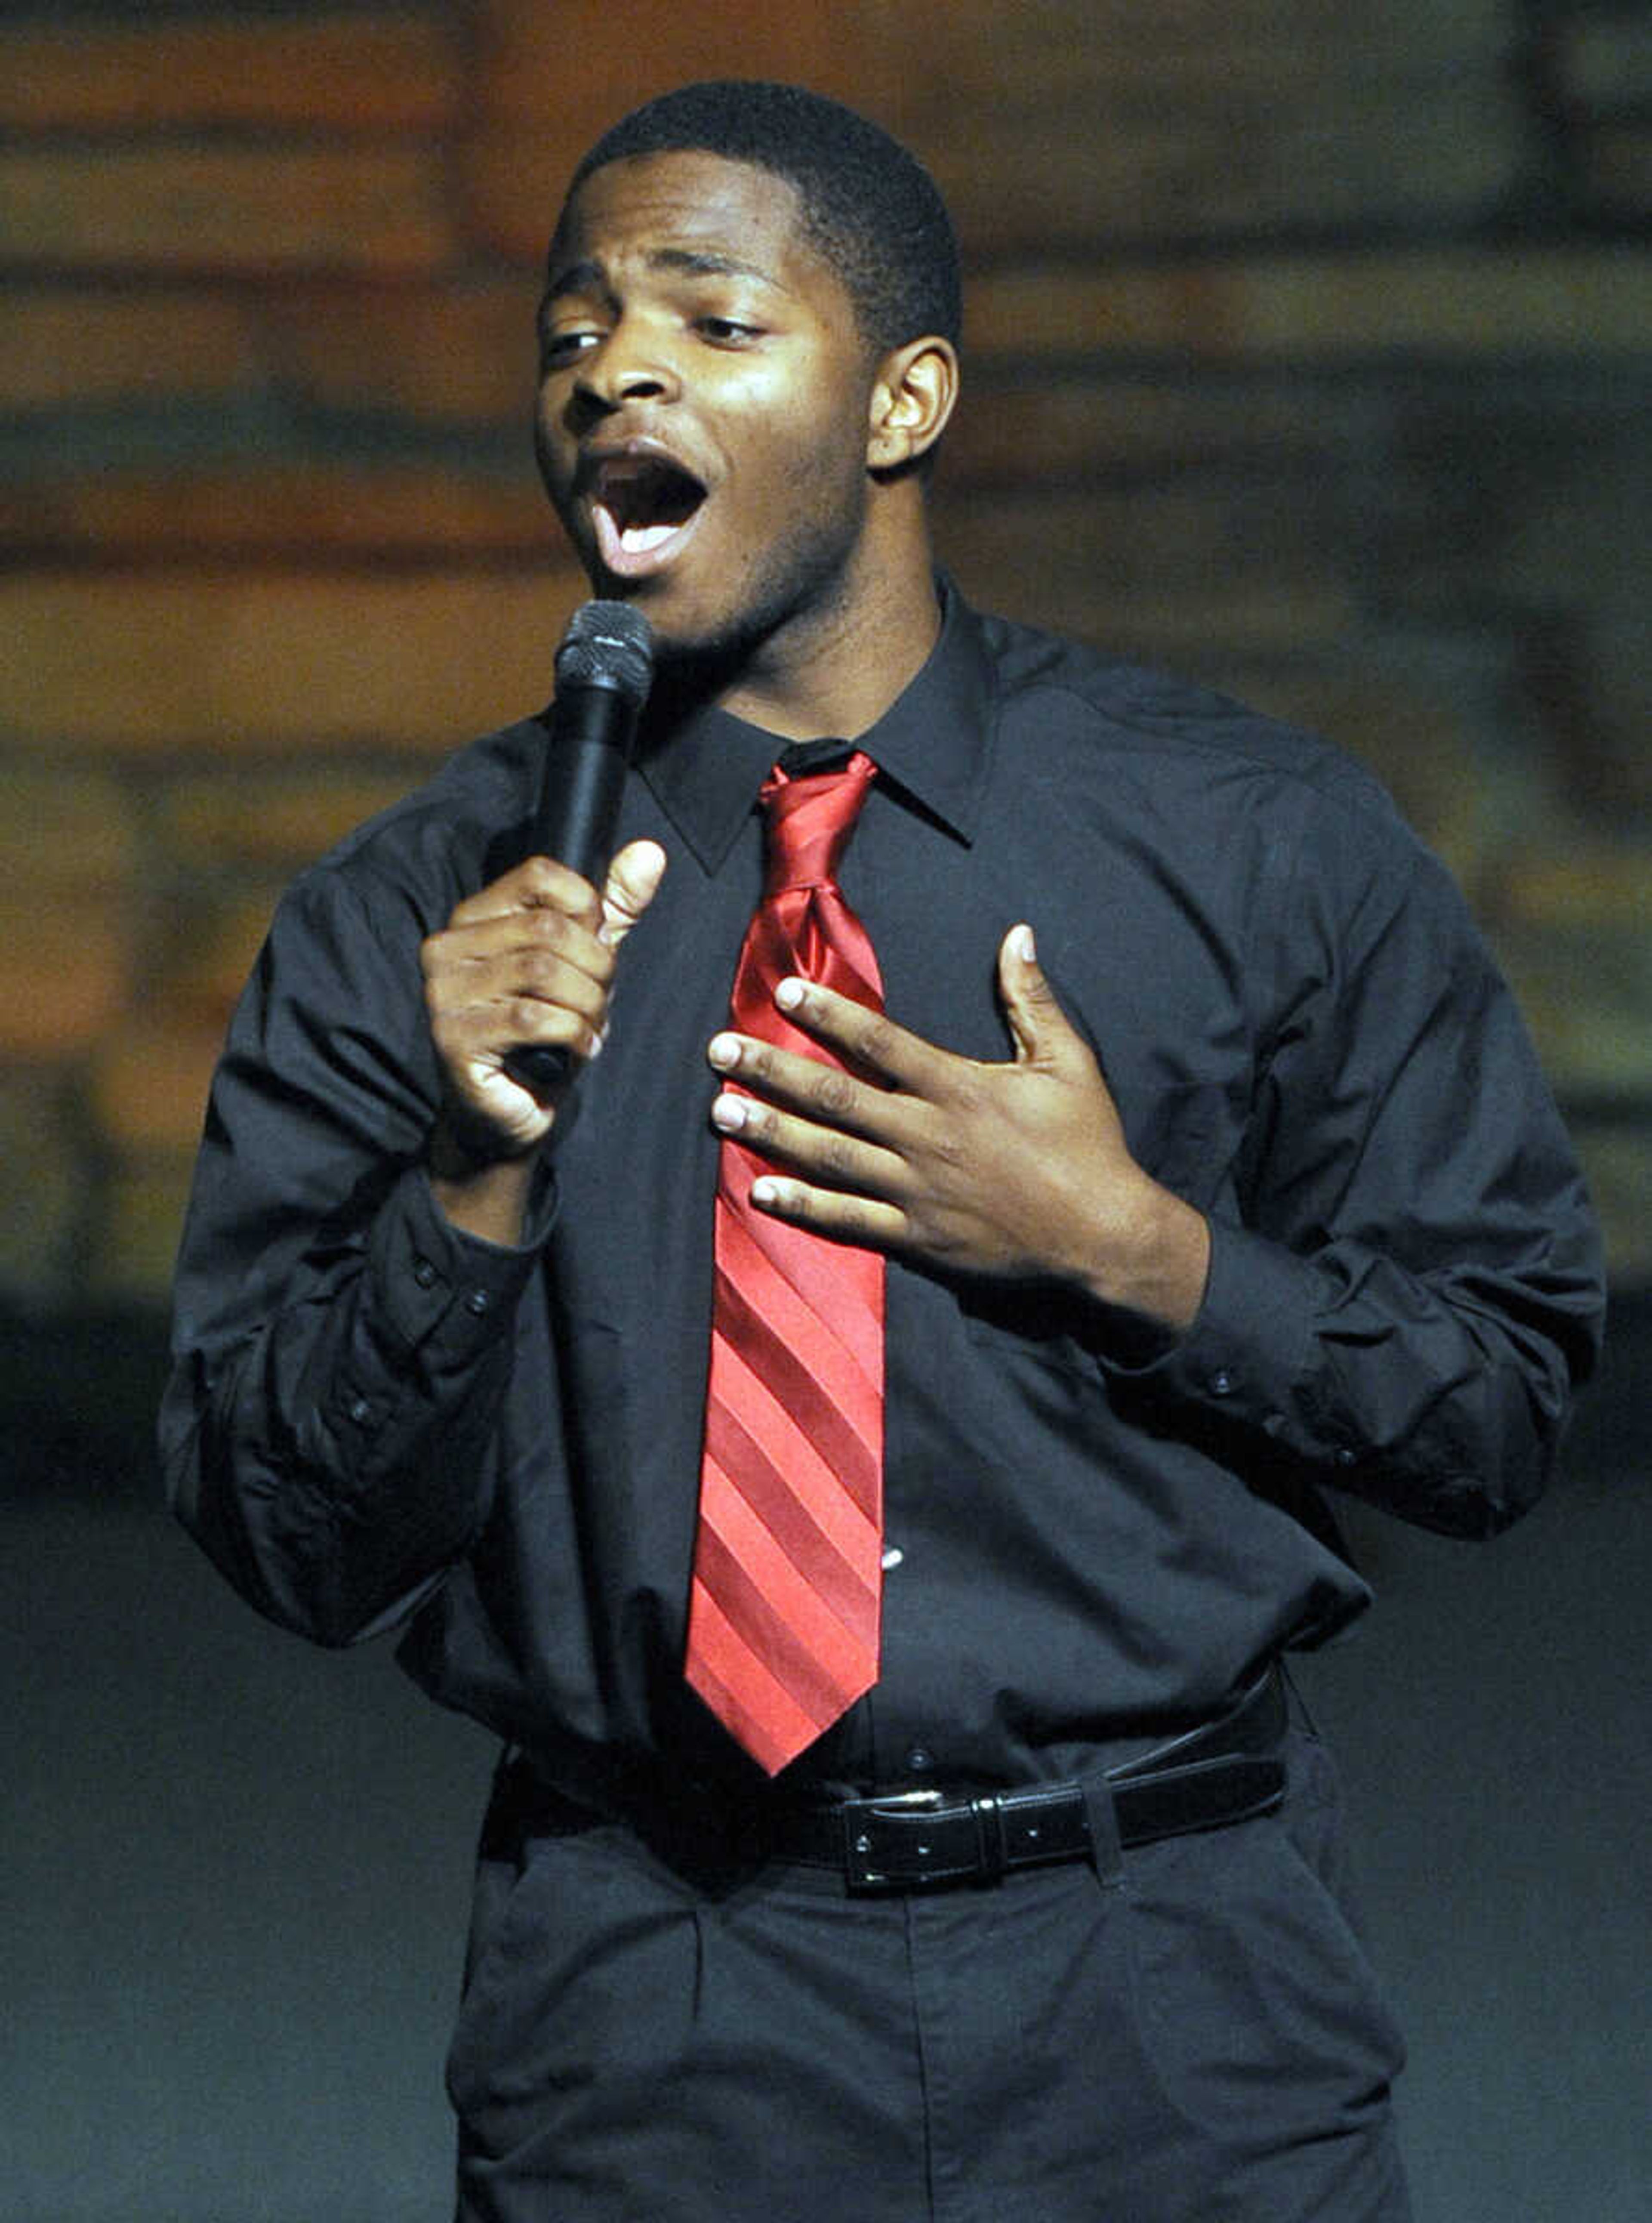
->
[866, 336, 959, 472]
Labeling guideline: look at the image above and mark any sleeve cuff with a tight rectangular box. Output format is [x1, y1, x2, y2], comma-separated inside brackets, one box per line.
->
[367, 1159, 560, 1358]
[1100, 1217, 1319, 1436]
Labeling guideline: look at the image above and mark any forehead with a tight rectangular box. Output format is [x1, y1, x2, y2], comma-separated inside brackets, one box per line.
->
[549, 149, 849, 312]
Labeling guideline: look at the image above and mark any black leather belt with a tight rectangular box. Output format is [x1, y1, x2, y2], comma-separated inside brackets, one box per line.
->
[777, 1667, 1288, 1893]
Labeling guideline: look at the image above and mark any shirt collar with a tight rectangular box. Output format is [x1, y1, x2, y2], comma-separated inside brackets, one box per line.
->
[635, 575, 994, 877]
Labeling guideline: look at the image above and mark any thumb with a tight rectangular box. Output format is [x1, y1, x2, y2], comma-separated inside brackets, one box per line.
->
[599, 839, 667, 950]
[998, 923, 1085, 1070]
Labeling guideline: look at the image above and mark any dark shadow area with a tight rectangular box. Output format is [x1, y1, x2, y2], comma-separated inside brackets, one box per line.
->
[3, 1296, 1647, 2221]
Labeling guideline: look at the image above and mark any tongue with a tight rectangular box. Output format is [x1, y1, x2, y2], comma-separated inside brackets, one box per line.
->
[593, 500, 696, 577]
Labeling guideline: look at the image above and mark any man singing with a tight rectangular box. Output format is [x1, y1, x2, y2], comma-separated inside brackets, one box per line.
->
[163, 80, 1604, 2221]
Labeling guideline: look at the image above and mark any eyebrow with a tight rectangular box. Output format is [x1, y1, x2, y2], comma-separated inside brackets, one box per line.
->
[543, 247, 794, 306]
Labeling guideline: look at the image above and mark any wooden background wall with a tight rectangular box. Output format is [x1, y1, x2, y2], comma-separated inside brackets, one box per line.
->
[2, 0, 1648, 1309]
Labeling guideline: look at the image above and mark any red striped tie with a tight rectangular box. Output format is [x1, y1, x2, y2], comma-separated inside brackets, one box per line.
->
[684, 751, 885, 1775]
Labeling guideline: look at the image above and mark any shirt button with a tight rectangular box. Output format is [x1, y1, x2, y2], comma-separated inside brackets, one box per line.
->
[348, 1397, 372, 1425]
[1210, 1369, 1235, 1397]
[1336, 1447, 1356, 1467]
[906, 1745, 934, 1773]
[413, 1257, 438, 1289]
[1263, 1412, 1285, 1437]
[465, 1288, 490, 1317]
[880, 1546, 904, 1572]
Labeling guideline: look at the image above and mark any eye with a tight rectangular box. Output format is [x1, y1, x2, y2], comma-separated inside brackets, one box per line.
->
[696, 316, 763, 347]
[540, 325, 602, 370]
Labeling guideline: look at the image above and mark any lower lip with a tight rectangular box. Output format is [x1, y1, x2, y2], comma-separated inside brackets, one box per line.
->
[592, 500, 709, 582]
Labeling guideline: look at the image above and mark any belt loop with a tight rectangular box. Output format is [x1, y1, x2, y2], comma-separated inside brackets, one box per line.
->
[1081, 1774, 1123, 1889]
[970, 1794, 1008, 1882]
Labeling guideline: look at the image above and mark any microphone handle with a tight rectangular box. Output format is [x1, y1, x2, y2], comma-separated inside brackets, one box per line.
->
[505, 679, 637, 1094]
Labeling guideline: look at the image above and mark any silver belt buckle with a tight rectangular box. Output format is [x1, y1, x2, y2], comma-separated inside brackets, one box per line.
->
[842, 1786, 944, 1891]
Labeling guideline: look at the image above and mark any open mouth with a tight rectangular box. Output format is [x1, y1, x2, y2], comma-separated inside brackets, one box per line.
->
[587, 454, 708, 578]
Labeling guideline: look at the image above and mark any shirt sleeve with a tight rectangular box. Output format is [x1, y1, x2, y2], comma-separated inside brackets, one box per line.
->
[160, 862, 557, 1644]
[1116, 806, 1606, 1538]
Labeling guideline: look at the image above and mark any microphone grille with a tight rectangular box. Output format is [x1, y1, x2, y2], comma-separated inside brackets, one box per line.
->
[555, 599, 655, 703]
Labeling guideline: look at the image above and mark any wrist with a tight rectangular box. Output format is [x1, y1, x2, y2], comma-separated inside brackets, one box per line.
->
[428, 1107, 525, 1181]
[1075, 1178, 1211, 1335]
[427, 1112, 539, 1245]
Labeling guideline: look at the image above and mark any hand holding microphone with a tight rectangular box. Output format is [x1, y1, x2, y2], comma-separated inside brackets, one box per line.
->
[505, 601, 656, 1093]
[421, 601, 663, 1186]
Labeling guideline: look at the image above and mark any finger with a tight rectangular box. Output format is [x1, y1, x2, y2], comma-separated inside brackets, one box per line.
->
[599, 839, 667, 950]
[707, 1030, 915, 1147]
[431, 1006, 581, 1152]
[447, 854, 601, 933]
[996, 923, 1090, 1073]
[423, 909, 613, 1002]
[427, 947, 610, 1034]
[453, 1058, 558, 1151]
[768, 978, 951, 1095]
[710, 1086, 909, 1198]
[747, 1173, 909, 1254]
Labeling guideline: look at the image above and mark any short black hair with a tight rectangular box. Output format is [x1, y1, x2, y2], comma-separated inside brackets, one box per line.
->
[565, 80, 962, 357]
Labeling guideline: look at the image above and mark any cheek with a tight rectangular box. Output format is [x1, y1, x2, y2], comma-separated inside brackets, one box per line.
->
[731, 355, 869, 476]
[770, 389, 873, 503]
[532, 398, 573, 496]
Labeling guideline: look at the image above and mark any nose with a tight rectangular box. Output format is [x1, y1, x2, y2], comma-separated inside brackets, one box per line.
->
[573, 324, 681, 415]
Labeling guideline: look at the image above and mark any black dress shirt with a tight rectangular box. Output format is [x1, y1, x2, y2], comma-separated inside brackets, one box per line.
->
[162, 582, 1605, 1795]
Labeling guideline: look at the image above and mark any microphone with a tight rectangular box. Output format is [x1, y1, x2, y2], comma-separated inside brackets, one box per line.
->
[505, 599, 655, 1093]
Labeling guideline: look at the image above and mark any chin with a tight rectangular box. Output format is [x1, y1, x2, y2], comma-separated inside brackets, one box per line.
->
[595, 574, 730, 660]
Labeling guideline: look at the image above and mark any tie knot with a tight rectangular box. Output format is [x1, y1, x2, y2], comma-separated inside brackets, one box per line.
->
[760, 750, 876, 895]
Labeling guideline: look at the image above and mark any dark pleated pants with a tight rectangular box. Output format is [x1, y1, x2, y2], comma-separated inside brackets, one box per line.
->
[448, 1726, 1411, 2221]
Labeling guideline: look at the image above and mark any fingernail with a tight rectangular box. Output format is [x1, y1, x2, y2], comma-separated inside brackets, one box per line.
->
[708, 1032, 740, 1070]
[1012, 924, 1036, 963]
[751, 1177, 779, 1207]
[775, 978, 804, 1012]
[711, 1093, 746, 1133]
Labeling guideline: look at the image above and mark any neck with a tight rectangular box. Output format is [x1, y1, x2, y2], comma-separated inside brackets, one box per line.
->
[706, 504, 943, 742]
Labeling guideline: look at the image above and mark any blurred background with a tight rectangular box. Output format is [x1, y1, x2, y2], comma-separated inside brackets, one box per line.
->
[1, 3, 1646, 2218]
